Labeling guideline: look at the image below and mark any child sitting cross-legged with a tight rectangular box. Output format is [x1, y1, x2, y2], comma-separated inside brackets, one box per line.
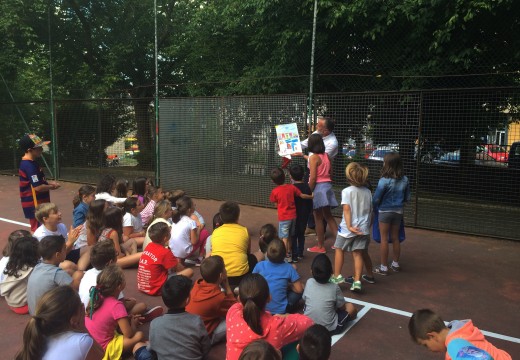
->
[85, 264, 147, 360]
[137, 222, 193, 296]
[0, 236, 39, 314]
[252, 239, 303, 314]
[302, 254, 357, 335]
[80, 240, 161, 319]
[133, 275, 211, 360]
[226, 273, 314, 360]
[27, 235, 84, 315]
[186, 255, 237, 345]
[408, 309, 512, 360]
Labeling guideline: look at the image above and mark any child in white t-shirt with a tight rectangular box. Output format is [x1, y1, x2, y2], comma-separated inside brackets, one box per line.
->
[122, 197, 145, 247]
[170, 196, 206, 265]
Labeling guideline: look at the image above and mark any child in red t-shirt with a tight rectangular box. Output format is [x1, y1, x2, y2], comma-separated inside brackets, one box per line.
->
[269, 167, 313, 260]
[137, 222, 193, 296]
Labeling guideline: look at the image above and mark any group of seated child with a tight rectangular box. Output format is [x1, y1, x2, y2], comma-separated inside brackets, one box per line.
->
[0, 172, 512, 360]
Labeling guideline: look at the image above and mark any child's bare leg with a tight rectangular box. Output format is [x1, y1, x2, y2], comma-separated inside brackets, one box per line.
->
[282, 238, 290, 255]
[133, 236, 145, 247]
[177, 267, 194, 278]
[322, 207, 338, 238]
[59, 260, 78, 276]
[344, 302, 358, 319]
[117, 252, 142, 269]
[77, 247, 91, 271]
[333, 248, 344, 278]
[352, 250, 363, 282]
[362, 249, 374, 277]
[129, 301, 146, 316]
[123, 331, 144, 353]
[390, 223, 401, 263]
[122, 239, 138, 255]
[378, 222, 390, 267]
[314, 209, 325, 248]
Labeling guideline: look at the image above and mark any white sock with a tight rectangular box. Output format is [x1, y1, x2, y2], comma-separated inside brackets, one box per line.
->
[392, 261, 399, 267]
[380, 265, 388, 271]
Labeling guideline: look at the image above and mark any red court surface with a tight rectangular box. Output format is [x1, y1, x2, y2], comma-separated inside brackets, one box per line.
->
[0, 175, 518, 359]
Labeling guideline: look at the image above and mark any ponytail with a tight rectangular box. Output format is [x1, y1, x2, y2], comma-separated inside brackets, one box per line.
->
[172, 196, 192, 224]
[73, 185, 96, 208]
[15, 317, 44, 360]
[87, 264, 125, 318]
[15, 286, 82, 360]
[239, 274, 270, 336]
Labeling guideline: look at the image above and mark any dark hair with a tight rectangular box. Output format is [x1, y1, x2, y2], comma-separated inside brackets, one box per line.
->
[122, 196, 139, 216]
[200, 255, 225, 283]
[167, 189, 186, 205]
[147, 185, 162, 199]
[266, 239, 286, 263]
[149, 222, 171, 244]
[86, 199, 106, 240]
[172, 196, 193, 224]
[258, 224, 279, 253]
[162, 275, 192, 309]
[238, 339, 282, 360]
[90, 241, 117, 270]
[239, 274, 270, 336]
[114, 178, 129, 198]
[299, 324, 332, 360]
[132, 177, 147, 197]
[408, 309, 447, 342]
[219, 201, 240, 224]
[72, 185, 95, 208]
[319, 116, 335, 133]
[308, 133, 325, 154]
[4, 237, 39, 277]
[212, 212, 222, 231]
[39, 235, 65, 260]
[270, 167, 285, 185]
[311, 254, 332, 284]
[289, 164, 305, 181]
[15, 286, 83, 360]
[87, 264, 125, 318]
[381, 152, 403, 179]
[102, 207, 123, 242]
[3, 229, 32, 257]
[96, 174, 116, 194]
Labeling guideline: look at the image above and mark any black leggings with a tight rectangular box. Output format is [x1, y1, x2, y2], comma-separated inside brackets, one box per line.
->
[227, 254, 258, 289]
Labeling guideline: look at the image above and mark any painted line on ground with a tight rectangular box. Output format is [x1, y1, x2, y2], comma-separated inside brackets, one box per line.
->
[0, 217, 30, 228]
[344, 297, 520, 344]
[331, 305, 371, 346]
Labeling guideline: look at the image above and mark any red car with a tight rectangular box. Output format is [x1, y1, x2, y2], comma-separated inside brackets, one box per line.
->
[484, 145, 508, 163]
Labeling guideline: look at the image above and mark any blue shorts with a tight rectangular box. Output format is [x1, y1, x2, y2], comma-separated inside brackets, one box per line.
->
[278, 219, 295, 239]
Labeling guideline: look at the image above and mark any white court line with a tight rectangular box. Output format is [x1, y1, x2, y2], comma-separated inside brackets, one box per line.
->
[331, 305, 371, 345]
[344, 297, 520, 344]
[0, 217, 30, 227]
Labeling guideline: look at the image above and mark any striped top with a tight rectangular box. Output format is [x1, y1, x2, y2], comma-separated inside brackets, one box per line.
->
[19, 159, 50, 219]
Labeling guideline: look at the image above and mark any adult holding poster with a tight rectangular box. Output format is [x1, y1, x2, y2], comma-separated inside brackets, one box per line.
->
[18, 134, 60, 231]
[297, 116, 338, 236]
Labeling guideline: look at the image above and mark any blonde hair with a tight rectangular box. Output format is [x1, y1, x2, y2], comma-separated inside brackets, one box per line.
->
[35, 203, 58, 223]
[153, 200, 172, 221]
[345, 162, 368, 187]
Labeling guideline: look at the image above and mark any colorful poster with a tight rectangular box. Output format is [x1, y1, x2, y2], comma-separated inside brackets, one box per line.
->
[275, 123, 302, 156]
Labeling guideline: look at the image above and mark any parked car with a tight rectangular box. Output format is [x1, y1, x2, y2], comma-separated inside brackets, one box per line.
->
[344, 149, 372, 159]
[483, 144, 508, 163]
[368, 148, 395, 161]
[509, 142, 520, 169]
[434, 148, 506, 167]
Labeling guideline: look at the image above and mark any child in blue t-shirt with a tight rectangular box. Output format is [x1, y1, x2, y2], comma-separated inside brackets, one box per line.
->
[252, 239, 303, 314]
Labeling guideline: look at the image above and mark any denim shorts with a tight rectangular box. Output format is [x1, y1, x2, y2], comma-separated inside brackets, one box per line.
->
[133, 345, 153, 360]
[378, 211, 403, 225]
[278, 219, 296, 239]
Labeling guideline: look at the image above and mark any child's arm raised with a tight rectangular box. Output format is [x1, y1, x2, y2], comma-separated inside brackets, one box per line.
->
[66, 225, 82, 253]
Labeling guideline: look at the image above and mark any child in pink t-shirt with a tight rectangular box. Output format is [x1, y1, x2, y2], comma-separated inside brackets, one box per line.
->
[85, 264, 145, 358]
[226, 273, 313, 360]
